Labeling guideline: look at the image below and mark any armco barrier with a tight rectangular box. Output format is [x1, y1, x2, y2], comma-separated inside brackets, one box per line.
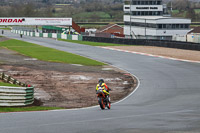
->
[0, 86, 34, 106]
[83, 36, 200, 51]
[0, 72, 34, 106]
[11, 30, 82, 41]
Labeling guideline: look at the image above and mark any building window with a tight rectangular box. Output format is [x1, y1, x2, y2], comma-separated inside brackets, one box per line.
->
[167, 24, 172, 29]
[141, 11, 145, 15]
[145, 1, 149, 5]
[130, 0, 162, 5]
[157, 0, 162, 5]
[132, 1, 136, 5]
[180, 24, 184, 29]
[141, 1, 145, 5]
[163, 24, 166, 29]
[132, 11, 136, 15]
[158, 24, 162, 29]
[124, 22, 130, 25]
[172, 24, 176, 29]
[176, 24, 180, 29]
[125, 12, 130, 15]
[157, 24, 189, 29]
[125, 21, 189, 30]
[185, 24, 189, 29]
[152, 1, 156, 5]
[137, 11, 141, 15]
[137, 1, 141, 5]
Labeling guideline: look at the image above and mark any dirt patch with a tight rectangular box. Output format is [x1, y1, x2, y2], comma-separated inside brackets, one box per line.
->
[107, 46, 200, 61]
[0, 45, 137, 108]
[0, 36, 10, 42]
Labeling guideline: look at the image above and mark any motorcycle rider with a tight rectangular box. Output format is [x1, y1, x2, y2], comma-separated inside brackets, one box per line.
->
[96, 79, 111, 102]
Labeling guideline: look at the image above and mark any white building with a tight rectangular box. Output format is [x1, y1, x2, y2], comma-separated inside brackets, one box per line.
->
[123, 0, 191, 40]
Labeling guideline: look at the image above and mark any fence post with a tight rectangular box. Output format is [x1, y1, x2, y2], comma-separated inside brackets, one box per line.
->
[7, 76, 11, 83]
[2, 73, 5, 79]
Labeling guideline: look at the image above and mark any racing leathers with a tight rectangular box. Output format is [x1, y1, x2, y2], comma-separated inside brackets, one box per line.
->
[96, 82, 110, 102]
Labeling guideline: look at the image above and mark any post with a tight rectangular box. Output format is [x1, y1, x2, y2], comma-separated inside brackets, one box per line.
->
[171, 0, 173, 12]
[130, 0, 132, 38]
[145, 19, 147, 39]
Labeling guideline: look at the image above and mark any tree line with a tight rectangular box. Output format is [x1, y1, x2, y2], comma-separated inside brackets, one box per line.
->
[0, 0, 123, 22]
[1, 0, 200, 22]
[168, 0, 200, 21]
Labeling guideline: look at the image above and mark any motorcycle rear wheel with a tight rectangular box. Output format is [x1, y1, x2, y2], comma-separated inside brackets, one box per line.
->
[107, 102, 111, 109]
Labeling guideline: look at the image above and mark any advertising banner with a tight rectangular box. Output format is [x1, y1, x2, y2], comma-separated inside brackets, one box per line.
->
[0, 18, 72, 26]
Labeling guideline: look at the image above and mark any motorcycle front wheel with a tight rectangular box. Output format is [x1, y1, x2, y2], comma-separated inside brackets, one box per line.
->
[98, 97, 105, 110]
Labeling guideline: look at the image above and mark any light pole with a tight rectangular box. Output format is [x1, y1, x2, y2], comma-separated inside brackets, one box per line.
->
[171, 0, 173, 12]
[130, 0, 132, 38]
[145, 19, 147, 39]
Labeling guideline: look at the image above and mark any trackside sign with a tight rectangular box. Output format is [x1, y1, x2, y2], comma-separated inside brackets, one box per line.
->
[0, 18, 72, 26]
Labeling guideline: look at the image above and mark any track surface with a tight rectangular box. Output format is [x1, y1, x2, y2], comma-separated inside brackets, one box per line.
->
[1, 31, 200, 133]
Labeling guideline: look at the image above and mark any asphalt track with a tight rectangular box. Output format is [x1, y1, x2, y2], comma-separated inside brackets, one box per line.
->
[1, 31, 200, 133]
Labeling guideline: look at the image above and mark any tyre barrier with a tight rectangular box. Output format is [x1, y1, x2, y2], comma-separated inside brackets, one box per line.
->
[0, 86, 34, 106]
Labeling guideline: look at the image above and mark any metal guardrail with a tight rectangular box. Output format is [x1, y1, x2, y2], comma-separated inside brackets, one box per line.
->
[0, 73, 34, 106]
[0, 86, 34, 106]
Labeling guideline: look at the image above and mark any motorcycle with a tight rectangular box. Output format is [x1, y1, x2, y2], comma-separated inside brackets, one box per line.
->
[96, 87, 111, 110]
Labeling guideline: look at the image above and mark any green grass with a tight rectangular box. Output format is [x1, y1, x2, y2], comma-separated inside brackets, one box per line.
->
[195, 9, 200, 14]
[0, 106, 64, 113]
[0, 81, 20, 87]
[58, 39, 128, 46]
[0, 39, 105, 66]
[0, 28, 11, 30]
[172, 10, 179, 14]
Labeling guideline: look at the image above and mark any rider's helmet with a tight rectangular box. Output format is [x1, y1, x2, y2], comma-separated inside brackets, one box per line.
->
[98, 79, 104, 87]
[98, 79, 104, 83]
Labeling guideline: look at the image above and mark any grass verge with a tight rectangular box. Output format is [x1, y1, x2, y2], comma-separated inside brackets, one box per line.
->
[0, 81, 20, 87]
[0, 39, 105, 66]
[0, 28, 11, 30]
[58, 39, 128, 46]
[0, 106, 64, 113]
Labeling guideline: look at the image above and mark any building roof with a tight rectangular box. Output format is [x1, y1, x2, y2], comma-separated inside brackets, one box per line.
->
[188, 27, 200, 34]
[97, 23, 123, 32]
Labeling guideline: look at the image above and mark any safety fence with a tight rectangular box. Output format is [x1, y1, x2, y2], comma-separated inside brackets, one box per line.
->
[83, 36, 200, 51]
[11, 30, 83, 41]
[0, 73, 27, 87]
[0, 73, 34, 106]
